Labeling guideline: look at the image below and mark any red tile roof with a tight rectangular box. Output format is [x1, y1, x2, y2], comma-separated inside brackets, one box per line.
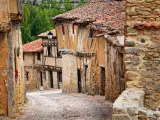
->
[53, 0, 125, 34]
[38, 29, 56, 38]
[23, 39, 43, 53]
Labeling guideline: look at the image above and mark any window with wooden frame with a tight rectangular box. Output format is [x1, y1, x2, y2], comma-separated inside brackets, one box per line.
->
[62, 24, 65, 35]
[26, 71, 29, 81]
[89, 30, 94, 38]
[37, 52, 41, 60]
[72, 24, 75, 34]
[48, 46, 52, 56]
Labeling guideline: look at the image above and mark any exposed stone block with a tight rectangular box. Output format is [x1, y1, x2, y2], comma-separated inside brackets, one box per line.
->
[112, 114, 131, 120]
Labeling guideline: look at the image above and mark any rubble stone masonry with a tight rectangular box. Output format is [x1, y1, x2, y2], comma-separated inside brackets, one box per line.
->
[0, 33, 8, 115]
[125, 0, 160, 110]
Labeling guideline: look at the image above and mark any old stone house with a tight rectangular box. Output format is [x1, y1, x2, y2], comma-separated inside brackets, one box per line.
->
[0, 0, 25, 118]
[23, 30, 62, 90]
[23, 39, 44, 90]
[38, 29, 62, 89]
[52, 0, 125, 100]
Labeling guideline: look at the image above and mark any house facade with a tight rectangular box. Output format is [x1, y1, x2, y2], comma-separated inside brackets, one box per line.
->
[23, 39, 45, 90]
[38, 30, 62, 89]
[0, 0, 25, 118]
[53, 0, 125, 100]
[23, 30, 62, 90]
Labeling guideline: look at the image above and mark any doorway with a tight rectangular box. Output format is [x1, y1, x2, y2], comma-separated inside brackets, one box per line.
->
[77, 69, 81, 93]
[40, 72, 43, 86]
[84, 65, 88, 93]
[50, 71, 53, 88]
[57, 72, 62, 89]
[100, 67, 105, 96]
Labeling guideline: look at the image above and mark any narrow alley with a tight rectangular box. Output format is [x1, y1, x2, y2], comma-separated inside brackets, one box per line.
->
[18, 90, 112, 120]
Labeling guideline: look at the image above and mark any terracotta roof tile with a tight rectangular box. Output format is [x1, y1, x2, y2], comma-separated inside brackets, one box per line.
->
[38, 29, 56, 38]
[23, 39, 43, 53]
[53, 0, 125, 34]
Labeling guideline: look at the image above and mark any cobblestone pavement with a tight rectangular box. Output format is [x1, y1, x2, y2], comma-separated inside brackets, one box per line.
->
[18, 89, 112, 120]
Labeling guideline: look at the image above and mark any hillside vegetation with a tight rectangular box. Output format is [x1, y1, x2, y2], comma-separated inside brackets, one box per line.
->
[21, 0, 86, 44]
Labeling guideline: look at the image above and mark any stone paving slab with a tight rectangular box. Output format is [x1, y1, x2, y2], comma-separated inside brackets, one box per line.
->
[17, 89, 112, 120]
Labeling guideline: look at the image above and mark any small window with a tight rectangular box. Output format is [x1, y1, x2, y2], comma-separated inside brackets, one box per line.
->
[48, 46, 52, 56]
[72, 24, 74, 34]
[62, 24, 65, 35]
[58, 72, 62, 82]
[26, 71, 29, 81]
[44, 72, 46, 80]
[89, 30, 94, 38]
[37, 53, 41, 60]
[57, 47, 61, 57]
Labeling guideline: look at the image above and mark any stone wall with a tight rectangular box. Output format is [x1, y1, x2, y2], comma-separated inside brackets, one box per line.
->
[126, 0, 160, 110]
[25, 67, 37, 90]
[0, 24, 25, 117]
[112, 88, 160, 120]
[105, 36, 124, 102]
[11, 26, 25, 117]
[0, 33, 8, 116]
[62, 54, 78, 93]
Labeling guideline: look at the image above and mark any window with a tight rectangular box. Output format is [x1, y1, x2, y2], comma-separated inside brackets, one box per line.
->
[62, 24, 65, 35]
[72, 24, 75, 34]
[26, 71, 29, 81]
[89, 30, 94, 38]
[58, 72, 62, 82]
[37, 53, 41, 60]
[57, 47, 61, 57]
[100, 67, 105, 96]
[48, 46, 52, 56]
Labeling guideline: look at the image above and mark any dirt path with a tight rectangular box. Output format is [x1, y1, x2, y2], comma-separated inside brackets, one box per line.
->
[18, 89, 112, 120]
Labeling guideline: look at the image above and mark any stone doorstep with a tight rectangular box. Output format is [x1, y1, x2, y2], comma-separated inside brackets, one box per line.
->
[112, 114, 132, 120]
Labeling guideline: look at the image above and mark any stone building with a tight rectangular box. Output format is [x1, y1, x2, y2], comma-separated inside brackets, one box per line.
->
[52, 0, 125, 99]
[125, 0, 160, 110]
[23, 39, 45, 90]
[38, 29, 62, 89]
[112, 0, 160, 120]
[23, 30, 62, 90]
[0, 0, 25, 118]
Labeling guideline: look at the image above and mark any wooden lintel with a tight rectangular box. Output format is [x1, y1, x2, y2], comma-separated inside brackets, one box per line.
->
[10, 13, 22, 22]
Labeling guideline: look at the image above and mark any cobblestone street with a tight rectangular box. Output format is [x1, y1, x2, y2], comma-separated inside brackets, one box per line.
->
[18, 90, 112, 120]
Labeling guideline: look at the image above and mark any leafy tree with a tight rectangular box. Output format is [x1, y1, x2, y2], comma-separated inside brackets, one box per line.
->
[21, 0, 86, 44]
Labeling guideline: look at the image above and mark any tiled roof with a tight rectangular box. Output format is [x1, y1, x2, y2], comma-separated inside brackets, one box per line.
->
[38, 29, 56, 38]
[23, 39, 43, 53]
[53, 0, 125, 34]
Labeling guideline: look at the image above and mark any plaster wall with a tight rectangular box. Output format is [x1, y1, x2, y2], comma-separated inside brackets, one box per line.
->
[0, 33, 8, 116]
[34, 52, 43, 65]
[55, 22, 106, 95]
[62, 54, 78, 93]
[0, 1, 24, 117]
[24, 53, 34, 66]
[0, 0, 10, 30]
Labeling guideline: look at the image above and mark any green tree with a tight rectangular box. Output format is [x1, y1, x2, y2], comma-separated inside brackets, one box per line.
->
[21, 0, 86, 44]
